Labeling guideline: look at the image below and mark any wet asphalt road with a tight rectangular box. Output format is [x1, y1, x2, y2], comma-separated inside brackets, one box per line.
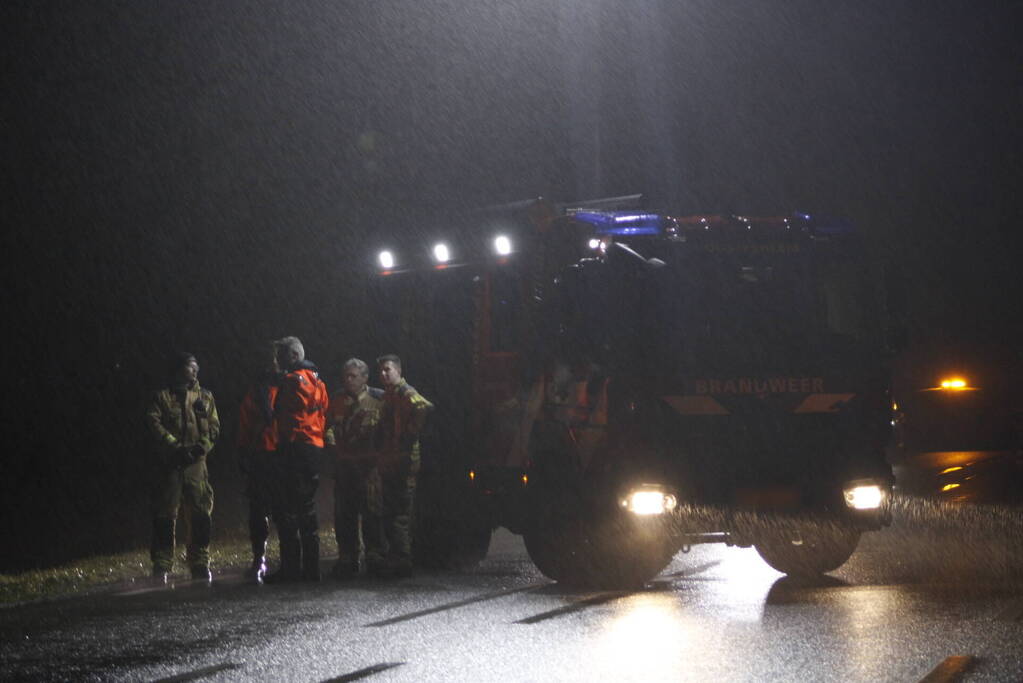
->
[3, 498, 1023, 683]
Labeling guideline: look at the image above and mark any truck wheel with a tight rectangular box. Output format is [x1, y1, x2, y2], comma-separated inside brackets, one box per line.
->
[754, 522, 860, 577]
[524, 499, 676, 589]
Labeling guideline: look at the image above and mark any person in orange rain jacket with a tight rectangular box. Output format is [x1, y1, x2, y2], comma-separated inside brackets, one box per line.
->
[236, 347, 281, 582]
[265, 336, 328, 583]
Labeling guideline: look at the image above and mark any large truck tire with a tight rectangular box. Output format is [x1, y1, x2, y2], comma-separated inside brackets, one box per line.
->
[754, 522, 861, 577]
[523, 419, 675, 588]
[523, 497, 676, 589]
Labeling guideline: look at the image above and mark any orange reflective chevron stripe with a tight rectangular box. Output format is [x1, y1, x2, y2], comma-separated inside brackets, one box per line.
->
[793, 393, 855, 413]
[662, 395, 730, 415]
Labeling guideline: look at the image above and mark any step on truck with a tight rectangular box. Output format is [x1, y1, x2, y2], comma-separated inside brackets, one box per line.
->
[369, 197, 894, 587]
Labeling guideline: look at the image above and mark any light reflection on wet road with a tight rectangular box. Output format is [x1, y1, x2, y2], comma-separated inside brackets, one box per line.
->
[2, 497, 1021, 682]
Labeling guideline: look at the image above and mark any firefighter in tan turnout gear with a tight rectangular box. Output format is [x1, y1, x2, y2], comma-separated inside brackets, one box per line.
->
[324, 358, 384, 579]
[145, 352, 220, 583]
[374, 354, 433, 577]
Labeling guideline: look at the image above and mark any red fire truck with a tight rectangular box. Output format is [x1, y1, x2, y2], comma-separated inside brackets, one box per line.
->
[371, 197, 894, 586]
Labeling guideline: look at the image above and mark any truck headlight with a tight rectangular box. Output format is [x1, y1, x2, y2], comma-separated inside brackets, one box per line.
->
[493, 234, 512, 256]
[843, 480, 886, 510]
[620, 486, 678, 516]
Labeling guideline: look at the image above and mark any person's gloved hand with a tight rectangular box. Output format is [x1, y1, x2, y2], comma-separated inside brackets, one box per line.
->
[189, 444, 206, 462]
[174, 446, 194, 468]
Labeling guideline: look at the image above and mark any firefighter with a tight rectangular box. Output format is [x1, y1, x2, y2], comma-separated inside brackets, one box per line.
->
[374, 354, 434, 577]
[507, 203, 593, 467]
[324, 358, 384, 579]
[144, 352, 219, 583]
[236, 347, 280, 582]
[265, 336, 328, 583]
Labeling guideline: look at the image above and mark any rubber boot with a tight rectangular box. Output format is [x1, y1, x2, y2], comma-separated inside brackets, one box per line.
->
[363, 510, 388, 578]
[248, 500, 270, 574]
[331, 554, 360, 580]
[301, 533, 321, 582]
[264, 534, 301, 584]
[245, 540, 268, 582]
[150, 517, 175, 581]
[187, 512, 212, 582]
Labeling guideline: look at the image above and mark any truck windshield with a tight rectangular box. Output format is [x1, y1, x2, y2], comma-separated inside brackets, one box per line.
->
[557, 236, 878, 375]
[655, 238, 875, 371]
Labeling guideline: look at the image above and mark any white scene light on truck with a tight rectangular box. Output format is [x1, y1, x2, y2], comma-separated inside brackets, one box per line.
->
[621, 488, 678, 516]
[432, 243, 451, 263]
[378, 250, 395, 270]
[494, 235, 512, 256]
[842, 482, 885, 510]
[588, 238, 601, 250]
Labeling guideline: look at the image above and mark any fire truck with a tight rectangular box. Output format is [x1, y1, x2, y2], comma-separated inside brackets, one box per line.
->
[370, 197, 894, 586]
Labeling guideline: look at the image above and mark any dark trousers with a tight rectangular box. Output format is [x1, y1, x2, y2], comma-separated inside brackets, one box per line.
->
[245, 450, 273, 559]
[335, 458, 385, 564]
[378, 455, 419, 564]
[269, 442, 321, 578]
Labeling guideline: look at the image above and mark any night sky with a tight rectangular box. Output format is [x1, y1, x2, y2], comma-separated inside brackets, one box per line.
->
[3, 1, 1020, 568]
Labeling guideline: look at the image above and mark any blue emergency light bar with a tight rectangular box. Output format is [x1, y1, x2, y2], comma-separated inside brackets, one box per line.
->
[792, 212, 855, 235]
[572, 211, 663, 236]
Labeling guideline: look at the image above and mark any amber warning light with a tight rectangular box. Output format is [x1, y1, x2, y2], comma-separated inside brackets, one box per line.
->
[922, 376, 977, 392]
[940, 377, 976, 391]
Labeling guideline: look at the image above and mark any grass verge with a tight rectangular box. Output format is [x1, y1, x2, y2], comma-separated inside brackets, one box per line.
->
[0, 529, 339, 606]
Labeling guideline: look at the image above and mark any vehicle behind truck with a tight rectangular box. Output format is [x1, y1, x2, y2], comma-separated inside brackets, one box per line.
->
[370, 199, 894, 586]
[889, 342, 1023, 503]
